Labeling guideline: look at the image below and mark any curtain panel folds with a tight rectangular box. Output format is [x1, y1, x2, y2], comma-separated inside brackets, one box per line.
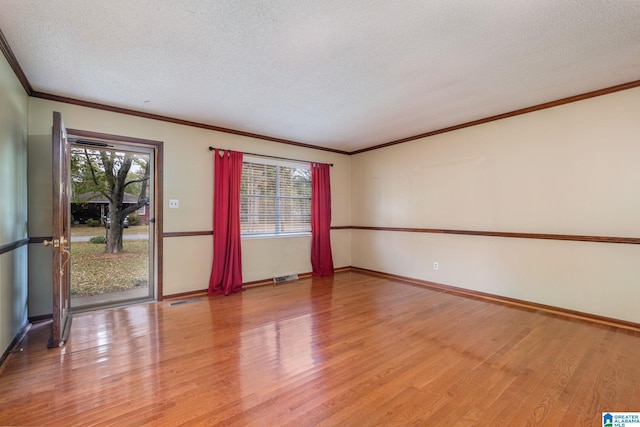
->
[209, 149, 244, 295]
[311, 163, 334, 276]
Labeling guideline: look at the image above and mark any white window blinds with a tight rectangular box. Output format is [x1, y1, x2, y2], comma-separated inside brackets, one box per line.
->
[240, 158, 311, 236]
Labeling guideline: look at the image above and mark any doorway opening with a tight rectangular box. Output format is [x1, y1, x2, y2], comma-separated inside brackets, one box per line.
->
[67, 132, 162, 312]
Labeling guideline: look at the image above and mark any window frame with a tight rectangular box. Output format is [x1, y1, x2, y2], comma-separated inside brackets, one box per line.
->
[240, 155, 312, 239]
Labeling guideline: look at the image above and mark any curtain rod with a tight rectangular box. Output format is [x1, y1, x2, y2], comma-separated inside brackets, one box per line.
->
[208, 146, 333, 167]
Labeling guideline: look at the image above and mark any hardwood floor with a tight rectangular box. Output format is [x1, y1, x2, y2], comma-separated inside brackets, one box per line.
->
[1, 271, 639, 426]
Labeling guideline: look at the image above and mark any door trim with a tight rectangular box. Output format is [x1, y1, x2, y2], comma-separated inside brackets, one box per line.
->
[66, 128, 164, 300]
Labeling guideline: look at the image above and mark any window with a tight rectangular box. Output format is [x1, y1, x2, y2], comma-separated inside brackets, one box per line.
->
[240, 157, 311, 236]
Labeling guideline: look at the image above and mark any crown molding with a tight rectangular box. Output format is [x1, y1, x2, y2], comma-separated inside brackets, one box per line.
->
[0, 28, 32, 94]
[351, 79, 640, 154]
[31, 91, 350, 155]
[2, 30, 638, 155]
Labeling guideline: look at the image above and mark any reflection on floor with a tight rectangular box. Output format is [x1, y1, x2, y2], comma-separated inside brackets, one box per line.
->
[2, 271, 640, 425]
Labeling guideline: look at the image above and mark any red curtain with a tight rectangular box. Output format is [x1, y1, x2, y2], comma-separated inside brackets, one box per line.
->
[311, 163, 334, 276]
[209, 149, 244, 295]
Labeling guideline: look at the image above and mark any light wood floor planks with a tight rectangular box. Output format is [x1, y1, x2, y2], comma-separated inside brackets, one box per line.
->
[1, 271, 639, 426]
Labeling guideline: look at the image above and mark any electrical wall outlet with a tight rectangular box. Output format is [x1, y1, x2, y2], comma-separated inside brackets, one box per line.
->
[433, 262, 439, 271]
[169, 199, 179, 208]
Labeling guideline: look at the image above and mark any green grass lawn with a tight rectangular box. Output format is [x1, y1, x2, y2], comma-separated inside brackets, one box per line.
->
[71, 240, 149, 296]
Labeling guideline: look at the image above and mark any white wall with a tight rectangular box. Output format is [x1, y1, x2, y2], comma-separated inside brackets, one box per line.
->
[0, 52, 29, 354]
[351, 87, 640, 323]
[27, 98, 351, 315]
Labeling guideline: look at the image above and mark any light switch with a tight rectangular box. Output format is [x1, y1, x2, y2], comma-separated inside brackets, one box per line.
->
[169, 199, 179, 208]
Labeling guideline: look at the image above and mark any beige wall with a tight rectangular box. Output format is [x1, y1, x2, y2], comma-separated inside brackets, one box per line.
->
[27, 98, 351, 315]
[351, 87, 640, 323]
[21, 74, 640, 324]
[0, 53, 29, 354]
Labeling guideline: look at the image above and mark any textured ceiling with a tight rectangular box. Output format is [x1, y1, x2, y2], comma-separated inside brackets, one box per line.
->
[1, 1, 639, 152]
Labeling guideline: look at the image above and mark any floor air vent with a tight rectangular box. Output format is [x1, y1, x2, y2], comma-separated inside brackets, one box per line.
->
[273, 273, 299, 283]
[169, 298, 202, 306]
